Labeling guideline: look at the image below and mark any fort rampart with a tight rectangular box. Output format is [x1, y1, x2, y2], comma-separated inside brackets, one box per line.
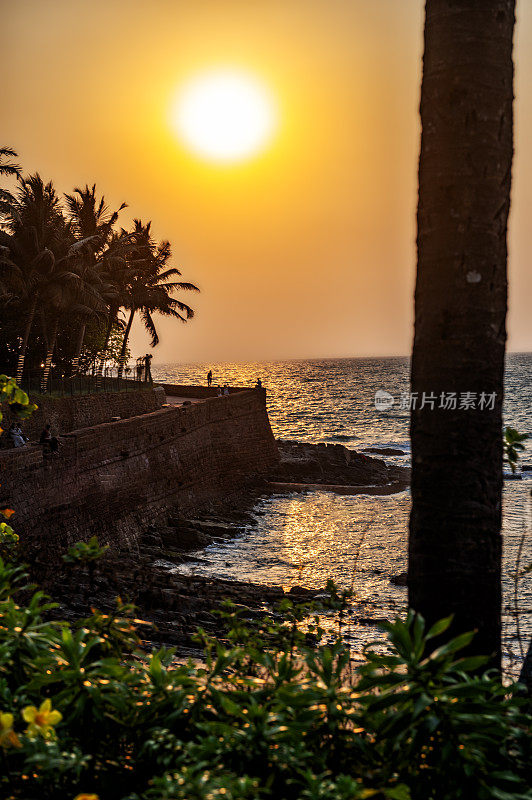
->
[0, 386, 278, 563]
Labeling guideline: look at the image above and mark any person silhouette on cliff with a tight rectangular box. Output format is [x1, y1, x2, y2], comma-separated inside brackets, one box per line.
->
[207, 370, 212, 387]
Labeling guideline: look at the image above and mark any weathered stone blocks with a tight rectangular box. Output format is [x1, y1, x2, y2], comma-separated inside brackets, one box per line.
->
[0, 387, 278, 565]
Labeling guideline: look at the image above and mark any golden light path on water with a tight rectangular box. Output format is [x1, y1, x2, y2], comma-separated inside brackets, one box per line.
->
[153, 355, 532, 676]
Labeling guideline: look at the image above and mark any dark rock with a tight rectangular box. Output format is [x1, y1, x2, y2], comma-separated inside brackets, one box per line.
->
[390, 571, 408, 586]
[184, 519, 241, 537]
[158, 526, 213, 551]
[363, 447, 405, 456]
[288, 585, 314, 597]
[208, 510, 257, 525]
[269, 440, 391, 486]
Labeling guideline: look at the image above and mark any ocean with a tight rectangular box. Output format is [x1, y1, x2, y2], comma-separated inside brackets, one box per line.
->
[152, 354, 532, 671]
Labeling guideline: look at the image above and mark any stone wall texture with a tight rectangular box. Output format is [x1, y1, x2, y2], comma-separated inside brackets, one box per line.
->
[0, 387, 278, 565]
[164, 385, 247, 399]
[3, 385, 166, 441]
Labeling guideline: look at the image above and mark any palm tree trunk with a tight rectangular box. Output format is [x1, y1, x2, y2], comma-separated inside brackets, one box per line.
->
[70, 323, 86, 376]
[16, 295, 38, 385]
[96, 311, 115, 388]
[408, 0, 515, 669]
[41, 318, 59, 394]
[117, 309, 135, 379]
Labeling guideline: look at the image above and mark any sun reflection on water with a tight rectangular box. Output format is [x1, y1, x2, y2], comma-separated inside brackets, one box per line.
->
[157, 356, 532, 673]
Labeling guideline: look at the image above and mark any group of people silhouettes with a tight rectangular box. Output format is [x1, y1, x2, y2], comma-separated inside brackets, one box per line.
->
[206, 370, 263, 393]
[7, 421, 60, 454]
[135, 354, 153, 383]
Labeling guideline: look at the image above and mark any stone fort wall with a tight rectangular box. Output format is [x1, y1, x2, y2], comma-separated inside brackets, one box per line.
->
[0, 387, 278, 565]
[2, 385, 166, 441]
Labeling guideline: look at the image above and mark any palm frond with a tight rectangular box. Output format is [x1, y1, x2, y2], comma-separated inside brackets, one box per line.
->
[141, 307, 159, 347]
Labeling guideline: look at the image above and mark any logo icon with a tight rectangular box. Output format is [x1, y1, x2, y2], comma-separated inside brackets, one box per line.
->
[374, 390, 394, 411]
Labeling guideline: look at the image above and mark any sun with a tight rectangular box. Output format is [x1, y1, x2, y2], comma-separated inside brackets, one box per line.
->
[171, 69, 277, 163]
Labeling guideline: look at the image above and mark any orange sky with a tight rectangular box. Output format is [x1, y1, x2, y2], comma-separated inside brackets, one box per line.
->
[2, 0, 531, 362]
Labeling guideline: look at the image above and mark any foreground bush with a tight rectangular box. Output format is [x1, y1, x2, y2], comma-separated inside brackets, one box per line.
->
[0, 558, 530, 800]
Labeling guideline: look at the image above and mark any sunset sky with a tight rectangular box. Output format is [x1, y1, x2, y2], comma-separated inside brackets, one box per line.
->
[2, 0, 532, 363]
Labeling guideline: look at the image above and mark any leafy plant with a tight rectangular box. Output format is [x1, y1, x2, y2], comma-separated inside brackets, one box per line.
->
[0, 554, 530, 800]
[62, 536, 110, 607]
[0, 373, 38, 426]
[0, 376, 37, 547]
[0, 521, 19, 561]
[503, 426, 529, 473]
[62, 536, 109, 565]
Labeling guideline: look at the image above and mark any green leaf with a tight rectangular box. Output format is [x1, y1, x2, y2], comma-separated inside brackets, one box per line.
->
[426, 615, 453, 640]
[428, 630, 475, 660]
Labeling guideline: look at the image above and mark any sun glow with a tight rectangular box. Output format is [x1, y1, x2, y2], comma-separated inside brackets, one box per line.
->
[171, 69, 277, 163]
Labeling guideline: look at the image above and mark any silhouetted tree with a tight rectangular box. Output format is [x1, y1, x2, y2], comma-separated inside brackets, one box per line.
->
[0, 160, 198, 390]
[64, 184, 126, 372]
[0, 146, 21, 216]
[1, 175, 68, 382]
[116, 220, 198, 378]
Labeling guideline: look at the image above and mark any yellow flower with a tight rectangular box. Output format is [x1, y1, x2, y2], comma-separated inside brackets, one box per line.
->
[74, 795, 99, 800]
[22, 699, 62, 739]
[0, 711, 22, 749]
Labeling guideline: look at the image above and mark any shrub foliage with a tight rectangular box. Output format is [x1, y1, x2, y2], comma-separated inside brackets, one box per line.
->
[0, 555, 530, 800]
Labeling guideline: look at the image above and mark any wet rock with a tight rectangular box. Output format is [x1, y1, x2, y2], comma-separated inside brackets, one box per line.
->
[209, 510, 257, 525]
[390, 571, 408, 586]
[158, 525, 213, 551]
[288, 585, 315, 597]
[363, 447, 405, 456]
[184, 519, 241, 538]
[269, 440, 391, 486]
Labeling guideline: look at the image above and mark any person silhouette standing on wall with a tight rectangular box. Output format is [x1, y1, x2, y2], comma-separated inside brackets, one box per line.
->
[207, 370, 212, 387]
[144, 354, 153, 383]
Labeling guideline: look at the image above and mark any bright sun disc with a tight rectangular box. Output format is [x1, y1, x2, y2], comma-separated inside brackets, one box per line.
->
[171, 70, 276, 163]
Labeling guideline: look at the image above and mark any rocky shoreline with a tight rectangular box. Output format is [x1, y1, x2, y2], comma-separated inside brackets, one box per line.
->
[49, 441, 410, 656]
[270, 440, 409, 490]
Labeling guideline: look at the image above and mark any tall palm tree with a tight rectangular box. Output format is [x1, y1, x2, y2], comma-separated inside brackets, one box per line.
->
[93, 229, 136, 384]
[1, 174, 101, 386]
[1, 174, 65, 383]
[408, 1, 515, 667]
[37, 216, 106, 392]
[64, 184, 126, 373]
[116, 220, 198, 379]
